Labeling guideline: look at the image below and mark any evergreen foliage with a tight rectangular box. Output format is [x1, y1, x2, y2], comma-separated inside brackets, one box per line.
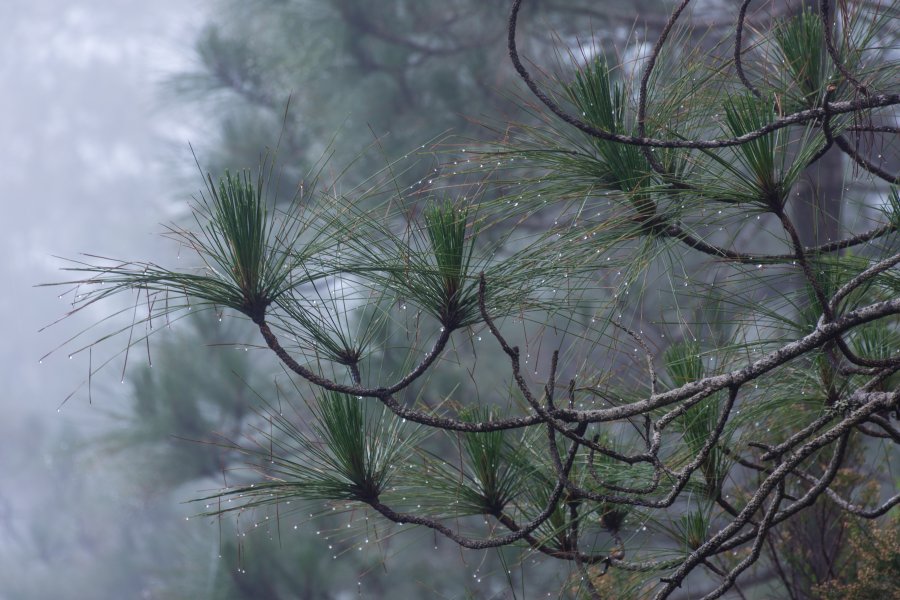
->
[47, 0, 899, 597]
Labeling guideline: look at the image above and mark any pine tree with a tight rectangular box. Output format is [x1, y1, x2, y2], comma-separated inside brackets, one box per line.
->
[50, 0, 898, 597]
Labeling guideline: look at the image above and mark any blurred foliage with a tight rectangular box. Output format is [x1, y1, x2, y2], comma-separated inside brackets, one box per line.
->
[813, 514, 900, 600]
[170, 0, 669, 187]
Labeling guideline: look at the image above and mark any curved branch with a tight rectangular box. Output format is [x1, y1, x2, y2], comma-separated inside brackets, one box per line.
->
[508, 0, 900, 150]
[258, 317, 550, 432]
[835, 134, 900, 184]
[699, 480, 785, 600]
[664, 222, 898, 264]
[830, 250, 900, 311]
[551, 297, 900, 424]
[636, 0, 693, 174]
[819, 0, 869, 95]
[655, 394, 890, 599]
[791, 470, 900, 518]
[734, 0, 762, 99]
[365, 419, 583, 550]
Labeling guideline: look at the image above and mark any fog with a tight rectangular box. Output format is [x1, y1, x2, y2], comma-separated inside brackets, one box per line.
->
[2, 1, 207, 596]
[1, 5, 544, 597]
[8, 2, 893, 598]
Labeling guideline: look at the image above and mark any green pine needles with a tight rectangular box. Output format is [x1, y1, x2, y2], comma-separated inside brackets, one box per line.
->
[200, 391, 420, 507]
[199, 169, 280, 318]
[420, 200, 478, 328]
[773, 8, 832, 112]
[46, 1, 899, 598]
[566, 58, 651, 199]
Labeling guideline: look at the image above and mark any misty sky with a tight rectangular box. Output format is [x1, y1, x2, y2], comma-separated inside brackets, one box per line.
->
[4, 0, 206, 396]
[2, 0, 208, 589]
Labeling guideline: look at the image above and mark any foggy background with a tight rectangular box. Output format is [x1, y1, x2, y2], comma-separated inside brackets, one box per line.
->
[2, 1, 207, 597]
[2, 2, 551, 597]
[4, 1, 893, 598]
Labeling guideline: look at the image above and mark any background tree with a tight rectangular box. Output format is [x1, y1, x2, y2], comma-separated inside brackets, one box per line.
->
[48, 0, 899, 598]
